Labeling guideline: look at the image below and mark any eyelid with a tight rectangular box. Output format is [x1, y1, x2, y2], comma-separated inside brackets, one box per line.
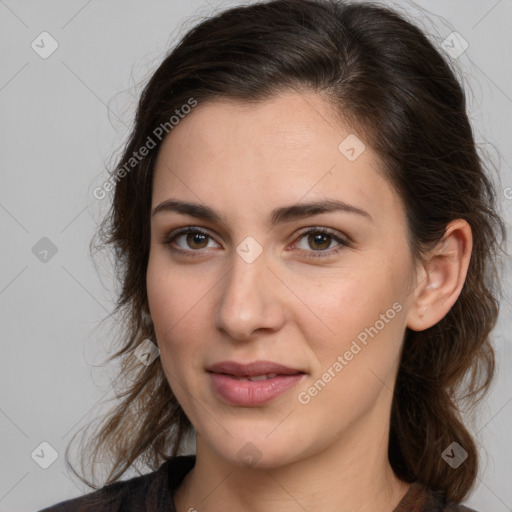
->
[293, 226, 352, 245]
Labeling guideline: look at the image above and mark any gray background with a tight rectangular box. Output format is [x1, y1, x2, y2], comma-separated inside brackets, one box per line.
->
[1, 1, 511, 511]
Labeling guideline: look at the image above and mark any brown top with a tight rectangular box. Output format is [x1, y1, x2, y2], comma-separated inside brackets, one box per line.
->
[39, 455, 480, 512]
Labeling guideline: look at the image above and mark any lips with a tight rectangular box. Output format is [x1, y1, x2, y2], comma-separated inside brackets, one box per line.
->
[206, 360, 305, 378]
[207, 360, 307, 406]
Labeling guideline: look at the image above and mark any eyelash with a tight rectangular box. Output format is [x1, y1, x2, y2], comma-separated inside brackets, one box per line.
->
[162, 226, 350, 260]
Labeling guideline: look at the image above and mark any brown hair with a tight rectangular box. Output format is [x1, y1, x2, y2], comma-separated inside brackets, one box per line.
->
[69, 0, 506, 504]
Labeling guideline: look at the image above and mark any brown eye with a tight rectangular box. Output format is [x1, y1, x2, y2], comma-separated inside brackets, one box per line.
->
[163, 227, 219, 255]
[183, 232, 209, 249]
[293, 228, 350, 260]
[306, 232, 332, 251]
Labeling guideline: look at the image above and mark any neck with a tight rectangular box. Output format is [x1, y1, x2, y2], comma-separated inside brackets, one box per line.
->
[174, 394, 410, 512]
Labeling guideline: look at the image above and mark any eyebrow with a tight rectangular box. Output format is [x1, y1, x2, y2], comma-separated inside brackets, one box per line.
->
[151, 198, 373, 225]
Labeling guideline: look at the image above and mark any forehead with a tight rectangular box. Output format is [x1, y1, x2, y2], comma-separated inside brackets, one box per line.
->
[158, 91, 346, 161]
[152, 91, 403, 228]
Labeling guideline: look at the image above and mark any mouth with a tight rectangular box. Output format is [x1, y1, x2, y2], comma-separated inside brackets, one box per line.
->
[224, 373, 282, 382]
[206, 360, 306, 378]
[206, 360, 307, 406]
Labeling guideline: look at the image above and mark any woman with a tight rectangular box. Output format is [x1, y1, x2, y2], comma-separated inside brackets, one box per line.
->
[41, 0, 506, 510]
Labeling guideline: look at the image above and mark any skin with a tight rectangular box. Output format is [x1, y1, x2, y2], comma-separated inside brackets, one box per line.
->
[146, 90, 472, 512]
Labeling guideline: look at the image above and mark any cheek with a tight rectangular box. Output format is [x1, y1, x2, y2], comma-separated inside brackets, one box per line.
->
[146, 263, 206, 407]
[147, 246, 207, 323]
[296, 277, 406, 427]
[299, 266, 406, 371]
[146, 252, 200, 357]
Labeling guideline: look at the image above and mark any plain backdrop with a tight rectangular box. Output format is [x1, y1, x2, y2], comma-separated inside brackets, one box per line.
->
[1, 1, 511, 511]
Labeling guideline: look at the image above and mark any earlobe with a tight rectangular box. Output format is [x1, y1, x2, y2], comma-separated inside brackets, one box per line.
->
[406, 219, 473, 332]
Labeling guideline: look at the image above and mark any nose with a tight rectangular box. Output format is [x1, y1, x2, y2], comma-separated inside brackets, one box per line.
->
[213, 247, 286, 341]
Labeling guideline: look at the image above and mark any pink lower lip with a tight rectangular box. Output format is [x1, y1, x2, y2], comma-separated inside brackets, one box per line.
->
[209, 372, 305, 406]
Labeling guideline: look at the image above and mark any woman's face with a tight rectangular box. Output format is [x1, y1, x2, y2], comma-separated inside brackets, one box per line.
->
[147, 91, 420, 468]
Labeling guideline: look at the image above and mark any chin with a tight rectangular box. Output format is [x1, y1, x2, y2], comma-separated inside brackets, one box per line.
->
[204, 430, 309, 470]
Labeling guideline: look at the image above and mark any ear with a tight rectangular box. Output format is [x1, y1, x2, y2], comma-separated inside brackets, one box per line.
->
[406, 219, 473, 332]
